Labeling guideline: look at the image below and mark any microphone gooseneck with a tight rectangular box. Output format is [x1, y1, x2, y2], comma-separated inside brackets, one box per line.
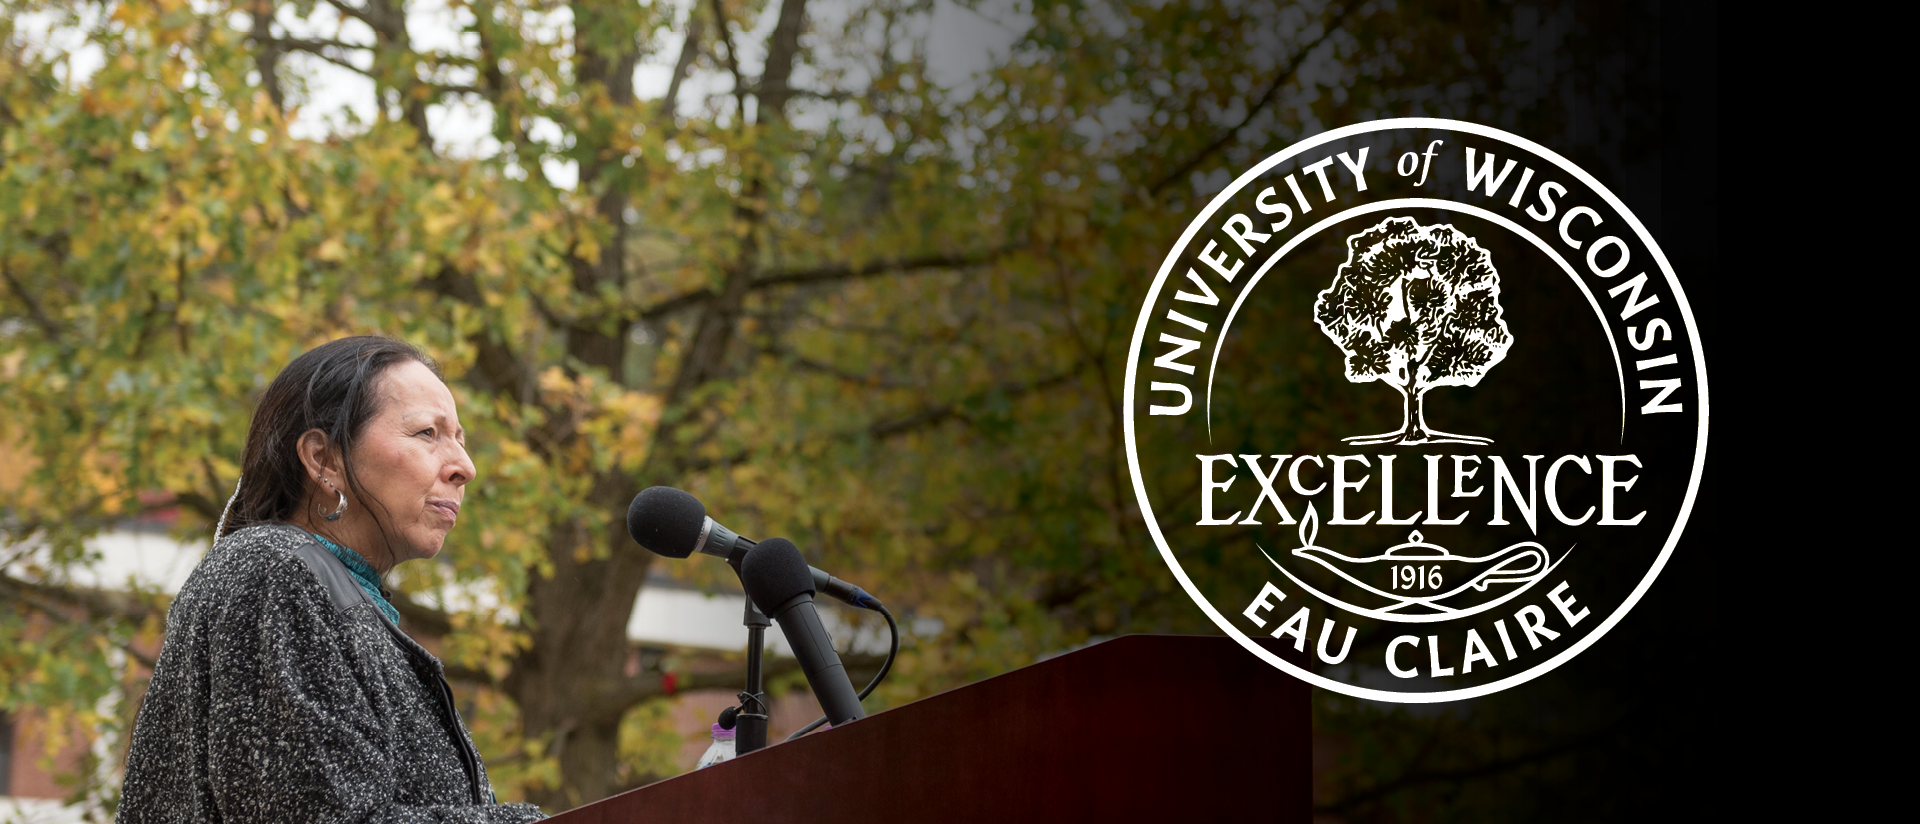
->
[742, 539, 867, 727]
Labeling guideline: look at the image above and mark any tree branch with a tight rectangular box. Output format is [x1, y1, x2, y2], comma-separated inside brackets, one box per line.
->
[1147, 3, 1357, 197]
[707, 0, 750, 122]
[780, 87, 860, 104]
[634, 287, 714, 322]
[868, 360, 1087, 439]
[756, 0, 810, 124]
[359, 0, 434, 145]
[173, 491, 221, 521]
[1, 260, 62, 340]
[750, 247, 1018, 290]
[0, 572, 163, 627]
[116, 636, 160, 670]
[633, 247, 1013, 328]
[671, 356, 1088, 474]
[268, 38, 376, 78]
[246, 0, 286, 111]
[390, 591, 457, 637]
[268, 36, 372, 54]
[868, 404, 965, 439]
[660, 17, 704, 122]
[672, 446, 753, 475]
[769, 346, 923, 390]
[322, 0, 375, 28]
[420, 266, 537, 404]
[471, 1, 552, 191]
[348, 0, 408, 42]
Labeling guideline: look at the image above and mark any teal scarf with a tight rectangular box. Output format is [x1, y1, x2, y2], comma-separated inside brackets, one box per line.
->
[310, 533, 400, 626]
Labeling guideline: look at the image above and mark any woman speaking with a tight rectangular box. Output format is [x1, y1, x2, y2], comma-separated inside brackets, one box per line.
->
[118, 337, 545, 822]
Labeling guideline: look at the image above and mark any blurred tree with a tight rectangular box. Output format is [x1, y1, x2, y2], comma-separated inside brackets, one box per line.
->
[1, 0, 1689, 819]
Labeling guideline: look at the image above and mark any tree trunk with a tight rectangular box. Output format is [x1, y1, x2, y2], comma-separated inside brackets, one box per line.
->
[247, 1, 284, 111]
[1401, 386, 1431, 443]
[512, 477, 655, 810]
[510, 0, 814, 810]
[510, 1, 648, 809]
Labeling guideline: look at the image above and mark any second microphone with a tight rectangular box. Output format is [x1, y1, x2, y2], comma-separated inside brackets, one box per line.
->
[739, 538, 868, 727]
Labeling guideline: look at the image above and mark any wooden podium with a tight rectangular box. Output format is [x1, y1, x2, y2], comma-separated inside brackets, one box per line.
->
[548, 635, 1310, 823]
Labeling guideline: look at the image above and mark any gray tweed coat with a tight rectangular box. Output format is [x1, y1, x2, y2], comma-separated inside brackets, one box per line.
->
[117, 524, 545, 823]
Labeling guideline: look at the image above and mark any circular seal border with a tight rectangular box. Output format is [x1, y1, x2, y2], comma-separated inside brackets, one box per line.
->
[1122, 118, 1710, 703]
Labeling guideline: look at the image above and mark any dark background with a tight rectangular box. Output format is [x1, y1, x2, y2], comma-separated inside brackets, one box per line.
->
[1158, 1, 1722, 818]
[1396, 0, 1718, 817]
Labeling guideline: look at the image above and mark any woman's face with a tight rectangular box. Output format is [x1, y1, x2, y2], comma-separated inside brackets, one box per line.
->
[300, 360, 475, 570]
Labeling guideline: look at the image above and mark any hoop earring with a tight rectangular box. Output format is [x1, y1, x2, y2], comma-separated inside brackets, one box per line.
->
[324, 486, 348, 521]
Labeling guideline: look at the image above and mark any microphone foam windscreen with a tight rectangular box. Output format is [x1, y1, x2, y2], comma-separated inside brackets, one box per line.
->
[740, 538, 815, 613]
[627, 487, 706, 559]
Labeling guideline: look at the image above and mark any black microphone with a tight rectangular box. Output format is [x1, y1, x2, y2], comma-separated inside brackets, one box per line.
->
[625, 487, 882, 609]
[740, 538, 867, 727]
[627, 486, 753, 562]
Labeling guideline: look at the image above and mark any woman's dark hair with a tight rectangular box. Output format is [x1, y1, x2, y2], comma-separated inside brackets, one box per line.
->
[219, 335, 441, 539]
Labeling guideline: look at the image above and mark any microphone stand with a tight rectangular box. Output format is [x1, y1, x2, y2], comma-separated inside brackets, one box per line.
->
[728, 556, 770, 755]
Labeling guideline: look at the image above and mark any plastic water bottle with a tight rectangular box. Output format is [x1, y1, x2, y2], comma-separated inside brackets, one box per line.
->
[695, 723, 736, 769]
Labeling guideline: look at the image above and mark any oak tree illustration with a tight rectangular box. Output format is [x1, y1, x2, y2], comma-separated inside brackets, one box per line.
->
[1313, 217, 1513, 445]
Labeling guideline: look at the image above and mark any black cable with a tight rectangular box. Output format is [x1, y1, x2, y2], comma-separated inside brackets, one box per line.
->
[785, 603, 896, 742]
